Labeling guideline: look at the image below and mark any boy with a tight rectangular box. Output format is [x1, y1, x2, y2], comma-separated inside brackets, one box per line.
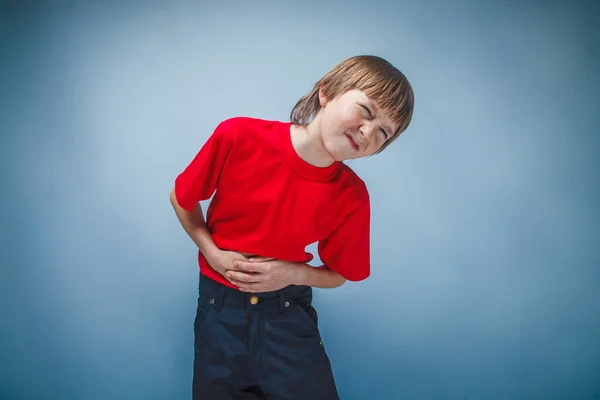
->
[170, 55, 414, 399]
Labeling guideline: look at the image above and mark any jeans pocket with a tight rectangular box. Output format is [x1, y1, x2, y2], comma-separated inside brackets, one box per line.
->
[194, 294, 215, 332]
[305, 304, 319, 328]
[292, 298, 321, 338]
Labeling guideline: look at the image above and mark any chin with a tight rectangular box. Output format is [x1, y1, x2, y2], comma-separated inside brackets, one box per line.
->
[327, 151, 343, 162]
[332, 150, 356, 162]
[340, 154, 360, 161]
[324, 137, 359, 161]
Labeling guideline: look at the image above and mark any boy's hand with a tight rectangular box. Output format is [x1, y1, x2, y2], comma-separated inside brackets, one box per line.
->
[205, 250, 250, 284]
[226, 258, 308, 293]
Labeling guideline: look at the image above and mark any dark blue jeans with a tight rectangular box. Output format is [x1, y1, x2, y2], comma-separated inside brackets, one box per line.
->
[192, 273, 340, 400]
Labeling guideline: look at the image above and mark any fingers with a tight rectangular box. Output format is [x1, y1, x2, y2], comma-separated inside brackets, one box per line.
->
[226, 257, 277, 290]
[229, 274, 266, 292]
[236, 281, 286, 293]
[233, 260, 266, 273]
[237, 284, 262, 293]
[251, 256, 276, 262]
[226, 271, 259, 284]
[233, 261, 252, 273]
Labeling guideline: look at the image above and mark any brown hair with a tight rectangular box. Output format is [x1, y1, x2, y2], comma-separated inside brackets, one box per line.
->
[290, 55, 414, 153]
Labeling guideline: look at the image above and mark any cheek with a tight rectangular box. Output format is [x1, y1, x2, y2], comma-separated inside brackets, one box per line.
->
[342, 108, 362, 126]
[326, 106, 360, 129]
[320, 107, 361, 143]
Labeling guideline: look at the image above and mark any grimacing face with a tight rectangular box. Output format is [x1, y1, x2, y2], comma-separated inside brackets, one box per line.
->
[317, 88, 397, 161]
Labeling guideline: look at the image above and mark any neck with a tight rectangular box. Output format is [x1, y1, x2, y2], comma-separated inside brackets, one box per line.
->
[290, 115, 336, 168]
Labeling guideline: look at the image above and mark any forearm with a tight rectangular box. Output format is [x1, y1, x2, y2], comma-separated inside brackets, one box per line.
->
[170, 188, 220, 261]
[298, 264, 346, 289]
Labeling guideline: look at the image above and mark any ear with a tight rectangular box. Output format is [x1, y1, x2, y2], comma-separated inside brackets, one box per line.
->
[318, 84, 329, 108]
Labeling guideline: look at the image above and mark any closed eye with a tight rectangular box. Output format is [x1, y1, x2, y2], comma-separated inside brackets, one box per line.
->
[361, 104, 389, 140]
[360, 104, 373, 119]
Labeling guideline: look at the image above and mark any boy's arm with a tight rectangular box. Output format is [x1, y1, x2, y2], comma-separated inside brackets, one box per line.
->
[297, 263, 347, 289]
[170, 187, 252, 283]
[170, 188, 220, 262]
[228, 258, 347, 292]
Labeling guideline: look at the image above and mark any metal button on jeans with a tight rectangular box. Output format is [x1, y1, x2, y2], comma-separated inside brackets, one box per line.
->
[250, 295, 259, 305]
[209, 298, 215, 304]
[284, 301, 290, 307]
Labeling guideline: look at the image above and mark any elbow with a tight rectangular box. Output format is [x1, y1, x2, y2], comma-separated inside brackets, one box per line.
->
[170, 188, 180, 208]
[325, 265, 347, 288]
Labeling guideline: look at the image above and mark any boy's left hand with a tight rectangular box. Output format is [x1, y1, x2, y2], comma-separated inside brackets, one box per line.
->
[226, 257, 307, 293]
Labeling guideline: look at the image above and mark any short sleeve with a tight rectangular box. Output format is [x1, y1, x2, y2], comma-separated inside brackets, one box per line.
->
[174, 119, 238, 211]
[318, 198, 371, 282]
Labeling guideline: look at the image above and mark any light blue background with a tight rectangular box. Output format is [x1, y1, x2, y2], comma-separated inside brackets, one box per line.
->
[1, 1, 599, 399]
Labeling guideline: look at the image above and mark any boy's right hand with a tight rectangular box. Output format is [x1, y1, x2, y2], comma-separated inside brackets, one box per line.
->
[205, 250, 249, 283]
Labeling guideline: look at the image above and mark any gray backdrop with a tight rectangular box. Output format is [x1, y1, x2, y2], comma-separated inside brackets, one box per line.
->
[1, 0, 599, 399]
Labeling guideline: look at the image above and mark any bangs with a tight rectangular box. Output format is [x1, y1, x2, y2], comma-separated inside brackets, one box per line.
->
[357, 73, 414, 138]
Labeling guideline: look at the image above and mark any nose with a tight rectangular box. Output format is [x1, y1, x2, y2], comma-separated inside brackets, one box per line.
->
[359, 123, 376, 141]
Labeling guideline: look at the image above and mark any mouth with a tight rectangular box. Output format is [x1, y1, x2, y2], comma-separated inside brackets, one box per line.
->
[345, 133, 360, 151]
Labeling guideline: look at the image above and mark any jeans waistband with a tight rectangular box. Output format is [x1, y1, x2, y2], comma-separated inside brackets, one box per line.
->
[198, 272, 312, 314]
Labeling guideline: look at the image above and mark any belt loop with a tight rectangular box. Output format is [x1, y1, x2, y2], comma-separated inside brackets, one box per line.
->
[213, 284, 227, 313]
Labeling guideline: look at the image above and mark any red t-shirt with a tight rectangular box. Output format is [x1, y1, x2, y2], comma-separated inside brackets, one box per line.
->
[174, 117, 370, 289]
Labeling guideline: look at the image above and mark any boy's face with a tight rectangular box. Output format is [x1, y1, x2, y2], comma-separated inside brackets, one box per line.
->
[317, 88, 397, 160]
